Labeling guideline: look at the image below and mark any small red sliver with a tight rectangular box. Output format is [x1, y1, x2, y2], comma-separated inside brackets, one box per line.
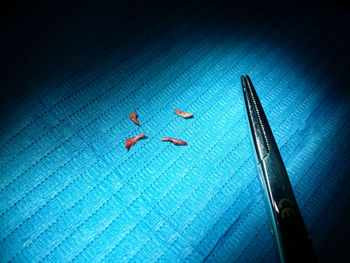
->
[161, 137, 187, 145]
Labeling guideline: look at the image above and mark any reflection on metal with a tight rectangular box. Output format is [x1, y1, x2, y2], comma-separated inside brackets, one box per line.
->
[278, 198, 297, 219]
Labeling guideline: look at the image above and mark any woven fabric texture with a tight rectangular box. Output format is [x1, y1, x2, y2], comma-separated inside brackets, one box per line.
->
[1, 1, 350, 262]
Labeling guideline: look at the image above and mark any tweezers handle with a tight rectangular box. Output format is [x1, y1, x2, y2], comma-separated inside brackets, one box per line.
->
[258, 154, 317, 263]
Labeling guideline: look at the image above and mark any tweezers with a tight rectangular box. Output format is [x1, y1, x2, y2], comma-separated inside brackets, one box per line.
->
[241, 75, 317, 263]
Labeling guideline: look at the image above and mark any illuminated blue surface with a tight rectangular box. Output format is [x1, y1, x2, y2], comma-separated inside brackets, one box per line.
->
[1, 1, 350, 262]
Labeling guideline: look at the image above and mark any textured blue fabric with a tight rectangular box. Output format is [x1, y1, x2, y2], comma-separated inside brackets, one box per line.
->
[1, 1, 350, 262]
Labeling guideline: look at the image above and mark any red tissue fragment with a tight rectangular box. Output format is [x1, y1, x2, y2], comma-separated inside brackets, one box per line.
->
[128, 110, 140, 126]
[174, 108, 193, 118]
[161, 137, 187, 145]
[125, 132, 146, 149]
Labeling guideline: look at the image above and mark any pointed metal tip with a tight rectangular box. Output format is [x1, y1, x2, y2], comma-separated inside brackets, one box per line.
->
[241, 75, 247, 92]
[241, 75, 251, 94]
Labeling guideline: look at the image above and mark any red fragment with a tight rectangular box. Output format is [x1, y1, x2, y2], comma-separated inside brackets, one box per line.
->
[128, 110, 140, 126]
[125, 132, 146, 149]
[175, 108, 193, 118]
[161, 137, 187, 145]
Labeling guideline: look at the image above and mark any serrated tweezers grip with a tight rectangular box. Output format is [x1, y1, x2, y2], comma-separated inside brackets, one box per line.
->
[241, 75, 271, 162]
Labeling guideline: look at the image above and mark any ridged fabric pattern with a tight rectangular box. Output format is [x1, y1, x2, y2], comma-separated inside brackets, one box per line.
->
[1, 1, 350, 262]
